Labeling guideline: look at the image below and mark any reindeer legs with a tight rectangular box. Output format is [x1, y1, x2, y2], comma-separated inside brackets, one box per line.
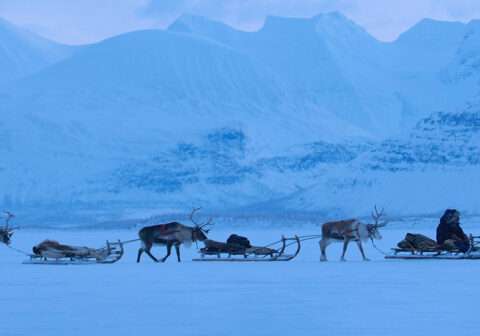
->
[161, 244, 172, 262]
[145, 249, 159, 263]
[174, 244, 181, 262]
[137, 245, 159, 263]
[356, 241, 370, 261]
[319, 238, 330, 262]
[341, 238, 351, 261]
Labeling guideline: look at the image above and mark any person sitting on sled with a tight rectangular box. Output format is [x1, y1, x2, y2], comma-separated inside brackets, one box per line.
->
[436, 209, 470, 253]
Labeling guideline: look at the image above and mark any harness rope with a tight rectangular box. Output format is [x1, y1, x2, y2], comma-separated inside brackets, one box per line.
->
[120, 238, 141, 245]
[369, 237, 388, 256]
[4, 244, 31, 256]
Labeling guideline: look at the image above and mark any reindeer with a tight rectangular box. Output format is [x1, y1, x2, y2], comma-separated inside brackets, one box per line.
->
[0, 211, 15, 246]
[319, 206, 387, 262]
[137, 208, 213, 263]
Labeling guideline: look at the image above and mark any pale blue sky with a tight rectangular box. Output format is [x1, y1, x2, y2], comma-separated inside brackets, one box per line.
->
[1, 0, 480, 44]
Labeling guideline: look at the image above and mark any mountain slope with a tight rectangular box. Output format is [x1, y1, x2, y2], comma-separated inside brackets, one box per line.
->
[0, 17, 74, 85]
[258, 102, 480, 217]
[2, 15, 480, 221]
[0, 28, 369, 208]
[3, 29, 365, 150]
[169, 13, 388, 134]
[169, 13, 472, 136]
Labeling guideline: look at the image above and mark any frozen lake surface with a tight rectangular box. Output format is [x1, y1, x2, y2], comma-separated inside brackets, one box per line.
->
[1, 227, 479, 336]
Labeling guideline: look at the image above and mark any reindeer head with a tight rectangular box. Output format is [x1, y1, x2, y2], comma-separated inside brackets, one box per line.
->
[0, 228, 13, 245]
[366, 206, 388, 240]
[1, 211, 15, 246]
[189, 207, 213, 242]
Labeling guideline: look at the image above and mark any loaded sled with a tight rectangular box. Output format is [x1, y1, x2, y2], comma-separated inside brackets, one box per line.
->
[23, 240, 124, 265]
[193, 234, 301, 262]
[385, 234, 480, 260]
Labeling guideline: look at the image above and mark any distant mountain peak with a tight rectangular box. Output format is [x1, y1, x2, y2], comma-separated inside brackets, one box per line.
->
[0, 16, 14, 27]
[396, 18, 466, 45]
[0, 17, 74, 85]
[168, 14, 236, 35]
[312, 11, 349, 22]
[260, 15, 316, 33]
[312, 11, 378, 46]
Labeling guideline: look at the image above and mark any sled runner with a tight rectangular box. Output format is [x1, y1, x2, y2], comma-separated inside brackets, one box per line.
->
[385, 234, 480, 260]
[193, 235, 301, 262]
[23, 240, 124, 265]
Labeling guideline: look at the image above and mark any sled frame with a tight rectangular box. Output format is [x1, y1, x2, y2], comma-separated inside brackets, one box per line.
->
[23, 240, 124, 265]
[385, 234, 480, 260]
[193, 235, 301, 262]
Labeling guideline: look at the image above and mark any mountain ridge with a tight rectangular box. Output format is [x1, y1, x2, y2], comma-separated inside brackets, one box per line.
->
[1, 15, 480, 222]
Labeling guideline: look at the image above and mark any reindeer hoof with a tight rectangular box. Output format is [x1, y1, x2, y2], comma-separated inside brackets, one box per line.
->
[340, 258, 347, 262]
[363, 258, 370, 262]
[320, 258, 327, 262]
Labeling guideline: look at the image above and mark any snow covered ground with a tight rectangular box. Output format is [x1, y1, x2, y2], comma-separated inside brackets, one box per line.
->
[1, 226, 479, 336]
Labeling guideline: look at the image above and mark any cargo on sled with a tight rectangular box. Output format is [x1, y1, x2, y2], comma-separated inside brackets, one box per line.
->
[193, 234, 301, 262]
[23, 239, 124, 265]
[385, 233, 480, 260]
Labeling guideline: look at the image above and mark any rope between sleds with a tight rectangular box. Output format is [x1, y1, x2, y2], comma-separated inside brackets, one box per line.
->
[369, 237, 388, 256]
[283, 235, 322, 248]
[120, 238, 141, 245]
[5, 244, 31, 256]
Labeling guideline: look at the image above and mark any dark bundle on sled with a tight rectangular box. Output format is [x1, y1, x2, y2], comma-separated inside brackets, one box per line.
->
[397, 233, 438, 251]
[226, 234, 252, 249]
[196, 234, 301, 262]
[202, 234, 255, 255]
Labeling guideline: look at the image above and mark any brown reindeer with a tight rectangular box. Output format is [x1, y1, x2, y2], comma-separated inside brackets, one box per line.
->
[137, 208, 212, 263]
[0, 211, 15, 246]
[319, 206, 387, 262]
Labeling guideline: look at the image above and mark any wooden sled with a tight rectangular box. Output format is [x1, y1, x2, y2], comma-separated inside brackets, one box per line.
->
[385, 235, 480, 260]
[193, 236, 301, 262]
[23, 240, 124, 265]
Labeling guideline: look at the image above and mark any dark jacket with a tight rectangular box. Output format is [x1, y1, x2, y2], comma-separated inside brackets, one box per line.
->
[436, 209, 469, 248]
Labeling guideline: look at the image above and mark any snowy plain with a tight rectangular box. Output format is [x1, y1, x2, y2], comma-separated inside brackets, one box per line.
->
[1, 223, 479, 336]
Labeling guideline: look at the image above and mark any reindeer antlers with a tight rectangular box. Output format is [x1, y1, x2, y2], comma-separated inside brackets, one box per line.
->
[188, 207, 214, 232]
[189, 207, 202, 226]
[3, 211, 15, 228]
[371, 205, 388, 227]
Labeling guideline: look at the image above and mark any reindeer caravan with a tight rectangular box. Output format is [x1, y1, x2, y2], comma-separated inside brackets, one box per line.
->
[3, 205, 480, 265]
[137, 208, 301, 263]
[1, 208, 301, 265]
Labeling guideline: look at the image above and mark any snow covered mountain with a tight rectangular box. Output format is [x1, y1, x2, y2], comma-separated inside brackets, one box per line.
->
[0, 17, 74, 86]
[170, 13, 395, 134]
[258, 103, 480, 217]
[2, 14, 480, 224]
[168, 13, 471, 134]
